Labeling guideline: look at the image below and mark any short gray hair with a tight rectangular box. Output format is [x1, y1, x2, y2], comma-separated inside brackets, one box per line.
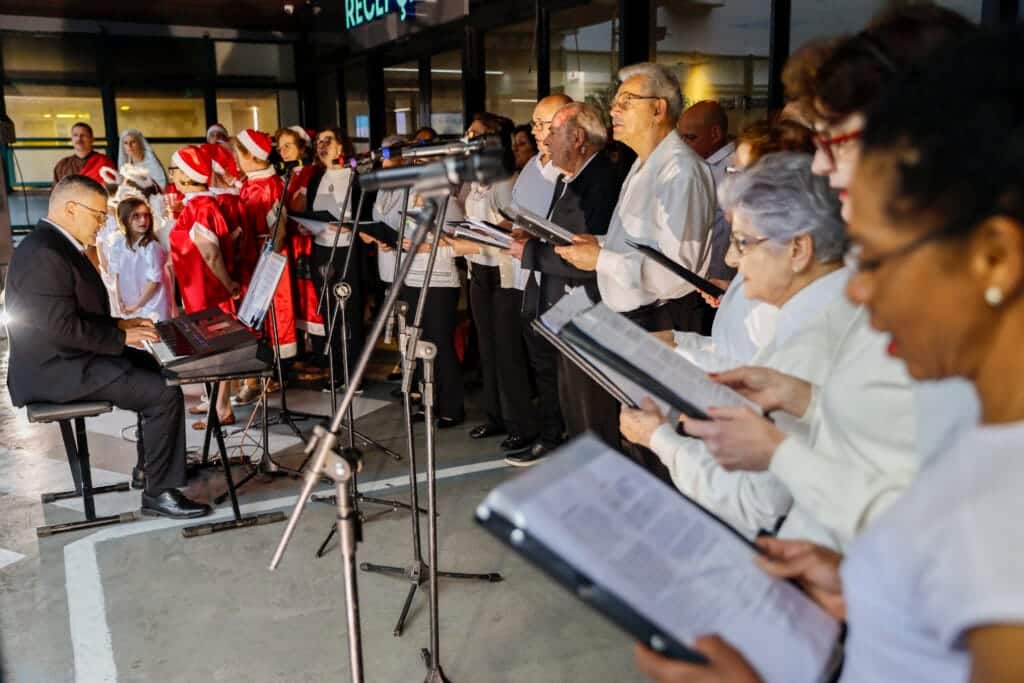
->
[719, 152, 846, 262]
[617, 62, 684, 121]
[557, 102, 608, 150]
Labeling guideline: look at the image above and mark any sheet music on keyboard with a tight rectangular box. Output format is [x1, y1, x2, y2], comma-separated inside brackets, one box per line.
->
[481, 435, 842, 683]
[237, 250, 287, 329]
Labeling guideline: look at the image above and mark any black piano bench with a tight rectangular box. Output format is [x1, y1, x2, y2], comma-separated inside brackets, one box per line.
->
[27, 401, 140, 538]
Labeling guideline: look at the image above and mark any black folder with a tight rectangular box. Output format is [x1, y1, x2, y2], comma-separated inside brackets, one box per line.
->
[626, 240, 726, 298]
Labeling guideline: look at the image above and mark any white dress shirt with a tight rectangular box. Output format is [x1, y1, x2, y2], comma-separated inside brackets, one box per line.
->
[597, 131, 716, 312]
[672, 272, 778, 372]
[372, 188, 408, 285]
[510, 154, 561, 291]
[839, 421, 1024, 683]
[463, 176, 519, 288]
[705, 141, 737, 280]
[649, 268, 854, 537]
[404, 197, 462, 289]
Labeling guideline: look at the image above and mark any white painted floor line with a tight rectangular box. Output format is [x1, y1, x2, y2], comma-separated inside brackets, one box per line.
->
[64, 457, 511, 683]
[0, 547, 25, 570]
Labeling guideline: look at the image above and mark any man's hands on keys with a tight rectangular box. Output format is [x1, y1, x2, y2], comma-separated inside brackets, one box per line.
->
[619, 398, 668, 448]
[119, 318, 158, 348]
[554, 233, 601, 271]
[632, 536, 845, 683]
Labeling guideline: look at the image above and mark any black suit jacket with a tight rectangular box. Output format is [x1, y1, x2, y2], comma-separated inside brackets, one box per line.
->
[520, 152, 623, 317]
[5, 220, 129, 406]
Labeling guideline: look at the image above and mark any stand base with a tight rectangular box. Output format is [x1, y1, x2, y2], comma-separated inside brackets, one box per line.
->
[182, 510, 286, 538]
[312, 493, 430, 558]
[360, 560, 503, 636]
[214, 465, 301, 506]
[37, 511, 140, 538]
[421, 649, 451, 683]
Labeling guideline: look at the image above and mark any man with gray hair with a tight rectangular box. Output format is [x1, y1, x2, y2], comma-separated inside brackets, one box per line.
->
[505, 101, 624, 464]
[556, 62, 717, 336]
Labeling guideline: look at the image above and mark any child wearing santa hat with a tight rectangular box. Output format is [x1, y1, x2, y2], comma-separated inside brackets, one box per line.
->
[234, 129, 298, 403]
[168, 144, 239, 425]
[201, 142, 249, 290]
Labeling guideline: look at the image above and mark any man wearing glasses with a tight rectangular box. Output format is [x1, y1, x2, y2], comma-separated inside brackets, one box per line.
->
[556, 62, 716, 336]
[5, 175, 211, 519]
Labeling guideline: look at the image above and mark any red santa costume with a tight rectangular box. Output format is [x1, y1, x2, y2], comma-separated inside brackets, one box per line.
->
[284, 162, 323, 335]
[237, 129, 298, 358]
[201, 143, 248, 286]
[167, 146, 235, 316]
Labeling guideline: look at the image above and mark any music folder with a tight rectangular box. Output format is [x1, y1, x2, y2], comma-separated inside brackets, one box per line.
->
[442, 222, 512, 250]
[476, 434, 844, 683]
[508, 208, 575, 246]
[625, 239, 726, 299]
[539, 288, 759, 420]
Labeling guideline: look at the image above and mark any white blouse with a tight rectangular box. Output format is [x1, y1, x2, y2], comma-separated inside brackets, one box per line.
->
[109, 238, 171, 322]
[839, 421, 1024, 683]
[463, 176, 519, 288]
[649, 268, 854, 537]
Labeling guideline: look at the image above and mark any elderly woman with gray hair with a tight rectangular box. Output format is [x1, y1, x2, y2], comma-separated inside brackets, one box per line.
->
[619, 152, 860, 540]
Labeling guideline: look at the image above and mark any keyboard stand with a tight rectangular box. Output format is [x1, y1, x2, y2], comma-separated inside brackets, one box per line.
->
[164, 364, 289, 538]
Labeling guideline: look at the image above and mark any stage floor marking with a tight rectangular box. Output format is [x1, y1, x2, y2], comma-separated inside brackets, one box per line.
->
[64, 457, 511, 683]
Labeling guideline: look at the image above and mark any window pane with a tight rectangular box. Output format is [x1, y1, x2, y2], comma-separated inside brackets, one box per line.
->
[278, 90, 301, 132]
[550, 0, 618, 121]
[216, 90, 284, 135]
[485, 21, 537, 125]
[109, 38, 210, 80]
[790, 0, 982, 52]
[344, 62, 370, 140]
[215, 42, 295, 82]
[655, 1, 771, 132]
[383, 61, 422, 136]
[430, 50, 464, 136]
[1, 33, 96, 80]
[4, 84, 106, 140]
[116, 90, 205, 138]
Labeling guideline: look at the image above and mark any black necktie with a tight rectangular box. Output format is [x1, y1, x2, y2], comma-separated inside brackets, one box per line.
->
[522, 175, 567, 319]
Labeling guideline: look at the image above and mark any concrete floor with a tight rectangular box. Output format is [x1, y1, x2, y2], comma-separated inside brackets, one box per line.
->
[0, 341, 646, 683]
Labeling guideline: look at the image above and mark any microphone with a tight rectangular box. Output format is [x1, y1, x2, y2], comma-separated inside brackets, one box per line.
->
[400, 135, 502, 160]
[360, 149, 512, 191]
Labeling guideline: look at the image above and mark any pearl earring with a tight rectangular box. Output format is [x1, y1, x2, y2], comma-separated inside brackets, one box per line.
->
[984, 286, 1004, 307]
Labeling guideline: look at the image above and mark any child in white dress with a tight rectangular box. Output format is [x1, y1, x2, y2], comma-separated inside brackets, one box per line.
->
[110, 197, 172, 322]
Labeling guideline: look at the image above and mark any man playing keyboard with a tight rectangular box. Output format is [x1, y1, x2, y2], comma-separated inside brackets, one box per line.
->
[5, 175, 211, 519]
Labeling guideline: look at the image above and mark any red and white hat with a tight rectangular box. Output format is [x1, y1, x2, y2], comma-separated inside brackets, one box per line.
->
[171, 145, 212, 185]
[200, 142, 240, 180]
[237, 129, 273, 161]
[287, 125, 311, 144]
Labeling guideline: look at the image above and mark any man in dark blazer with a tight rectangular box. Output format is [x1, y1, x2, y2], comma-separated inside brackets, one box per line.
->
[5, 174, 210, 519]
[509, 102, 624, 463]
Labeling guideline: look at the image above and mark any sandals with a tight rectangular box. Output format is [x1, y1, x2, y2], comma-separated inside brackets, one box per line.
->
[191, 413, 236, 431]
[188, 402, 210, 416]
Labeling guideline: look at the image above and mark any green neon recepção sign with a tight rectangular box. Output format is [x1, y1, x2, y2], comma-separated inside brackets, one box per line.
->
[345, 0, 412, 29]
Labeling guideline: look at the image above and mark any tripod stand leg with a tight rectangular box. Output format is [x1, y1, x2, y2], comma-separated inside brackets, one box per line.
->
[315, 522, 336, 558]
[394, 582, 419, 637]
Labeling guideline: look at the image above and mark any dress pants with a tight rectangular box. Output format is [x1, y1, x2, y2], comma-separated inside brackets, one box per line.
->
[658, 291, 714, 336]
[469, 263, 538, 436]
[400, 285, 465, 421]
[524, 323, 564, 446]
[557, 353, 620, 448]
[311, 243, 365, 378]
[77, 348, 187, 495]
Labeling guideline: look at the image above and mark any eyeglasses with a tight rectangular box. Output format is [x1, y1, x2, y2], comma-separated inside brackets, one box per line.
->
[66, 200, 107, 223]
[729, 233, 771, 256]
[813, 129, 863, 168]
[679, 132, 698, 143]
[611, 91, 663, 111]
[844, 228, 953, 273]
[531, 118, 552, 132]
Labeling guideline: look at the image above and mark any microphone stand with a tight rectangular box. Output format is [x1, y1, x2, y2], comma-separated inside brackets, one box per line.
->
[359, 190, 502, 683]
[270, 186, 443, 683]
[309, 184, 422, 555]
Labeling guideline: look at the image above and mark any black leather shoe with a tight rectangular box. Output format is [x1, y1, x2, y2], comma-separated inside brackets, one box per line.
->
[141, 489, 212, 519]
[504, 442, 554, 467]
[500, 432, 538, 452]
[470, 422, 506, 439]
[131, 467, 146, 491]
[437, 415, 465, 429]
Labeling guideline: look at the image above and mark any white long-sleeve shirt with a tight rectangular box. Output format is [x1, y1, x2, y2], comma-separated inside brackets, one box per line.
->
[649, 268, 854, 538]
[464, 176, 519, 288]
[372, 188, 408, 284]
[596, 131, 715, 312]
[672, 272, 778, 372]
